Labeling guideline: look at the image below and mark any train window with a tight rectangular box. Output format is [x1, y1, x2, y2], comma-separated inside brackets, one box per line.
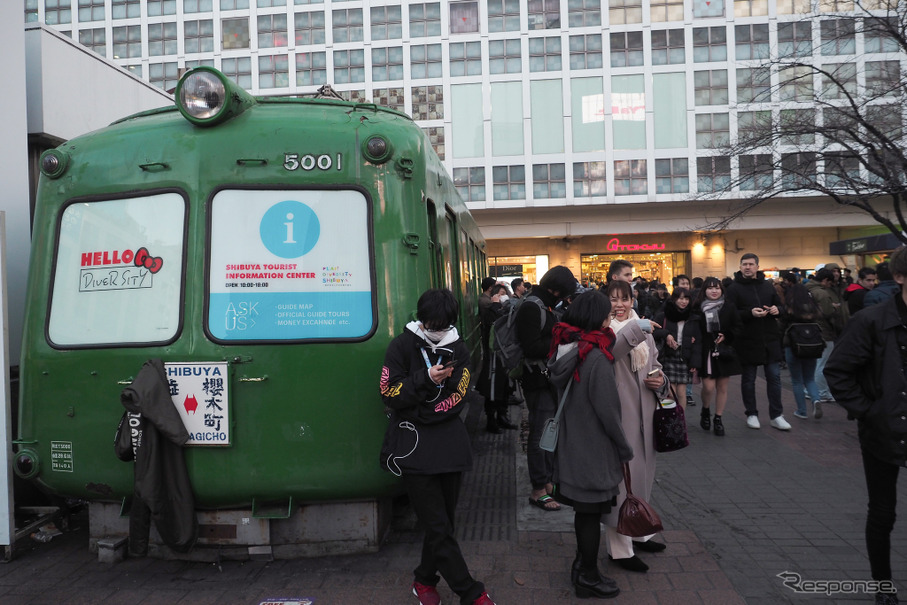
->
[48, 193, 186, 347]
[425, 199, 442, 287]
[207, 188, 375, 341]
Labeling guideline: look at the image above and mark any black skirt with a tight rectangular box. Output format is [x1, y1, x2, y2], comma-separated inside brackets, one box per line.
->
[552, 487, 616, 514]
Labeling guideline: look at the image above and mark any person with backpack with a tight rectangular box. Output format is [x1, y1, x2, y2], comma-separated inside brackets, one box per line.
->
[515, 265, 579, 512]
[780, 277, 825, 420]
[477, 283, 517, 434]
[805, 267, 850, 407]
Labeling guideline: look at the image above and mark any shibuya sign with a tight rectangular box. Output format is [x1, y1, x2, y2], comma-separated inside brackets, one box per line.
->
[606, 238, 666, 252]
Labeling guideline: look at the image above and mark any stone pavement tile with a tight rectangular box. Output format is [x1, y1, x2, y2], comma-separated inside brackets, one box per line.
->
[698, 588, 747, 605]
[653, 588, 704, 604]
[668, 570, 718, 590]
[677, 553, 721, 572]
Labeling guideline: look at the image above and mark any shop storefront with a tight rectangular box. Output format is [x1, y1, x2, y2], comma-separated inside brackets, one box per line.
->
[829, 232, 904, 270]
[581, 237, 691, 288]
[488, 255, 548, 285]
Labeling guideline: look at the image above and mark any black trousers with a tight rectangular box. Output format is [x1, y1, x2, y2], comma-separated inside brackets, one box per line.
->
[861, 448, 901, 581]
[402, 472, 484, 605]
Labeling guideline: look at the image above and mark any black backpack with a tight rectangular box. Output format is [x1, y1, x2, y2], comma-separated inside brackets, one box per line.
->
[785, 323, 826, 358]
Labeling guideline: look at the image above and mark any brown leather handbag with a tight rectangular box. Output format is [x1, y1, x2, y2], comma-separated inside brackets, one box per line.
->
[616, 463, 664, 538]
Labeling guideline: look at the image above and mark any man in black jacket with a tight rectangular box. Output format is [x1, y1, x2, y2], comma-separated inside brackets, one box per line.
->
[725, 253, 791, 431]
[824, 247, 907, 605]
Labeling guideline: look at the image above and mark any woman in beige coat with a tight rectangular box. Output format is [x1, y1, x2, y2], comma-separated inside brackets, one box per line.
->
[603, 280, 672, 573]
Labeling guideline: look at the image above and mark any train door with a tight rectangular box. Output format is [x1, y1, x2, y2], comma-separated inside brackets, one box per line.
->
[425, 199, 443, 288]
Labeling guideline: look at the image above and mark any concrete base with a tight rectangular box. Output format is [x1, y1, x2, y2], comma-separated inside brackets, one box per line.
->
[88, 498, 392, 561]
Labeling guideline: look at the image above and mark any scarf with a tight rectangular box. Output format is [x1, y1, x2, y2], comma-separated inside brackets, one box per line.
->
[609, 309, 650, 372]
[700, 297, 724, 333]
[549, 322, 616, 381]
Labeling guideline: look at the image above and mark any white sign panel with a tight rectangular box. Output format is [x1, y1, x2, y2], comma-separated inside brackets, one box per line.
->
[165, 362, 229, 446]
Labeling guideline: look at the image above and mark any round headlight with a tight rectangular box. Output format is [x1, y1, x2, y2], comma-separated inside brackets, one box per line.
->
[363, 136, 393, 164]
[179, 70, 226, 120]
[40, 149, 69, 179]
[14, 449, 39, 480]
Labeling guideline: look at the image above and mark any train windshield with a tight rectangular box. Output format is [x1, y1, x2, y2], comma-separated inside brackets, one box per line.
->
[47, 193, 187, 347]
[207, 188, 375, 341]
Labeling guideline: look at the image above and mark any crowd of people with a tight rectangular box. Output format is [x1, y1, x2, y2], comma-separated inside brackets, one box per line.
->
[379, 250, 904, 604]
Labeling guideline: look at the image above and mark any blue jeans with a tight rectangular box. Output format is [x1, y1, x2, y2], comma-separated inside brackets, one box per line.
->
[814, 340, 835, 400]
[740, 361, 783, 419]
[785, 347, 820, 416]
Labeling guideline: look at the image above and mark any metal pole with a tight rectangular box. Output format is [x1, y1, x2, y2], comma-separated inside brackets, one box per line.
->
[0, 213, 14, 559]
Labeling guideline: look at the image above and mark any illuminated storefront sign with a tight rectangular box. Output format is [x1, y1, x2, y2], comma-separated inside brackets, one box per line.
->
[606, 237, 666, 252]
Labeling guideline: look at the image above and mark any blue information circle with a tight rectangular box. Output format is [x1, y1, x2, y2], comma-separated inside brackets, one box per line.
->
[260, 200, 320, 258]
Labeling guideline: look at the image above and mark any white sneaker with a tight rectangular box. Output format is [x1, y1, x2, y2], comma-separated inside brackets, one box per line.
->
[746, 415, 761, 429]
[770, 415, 792, 431]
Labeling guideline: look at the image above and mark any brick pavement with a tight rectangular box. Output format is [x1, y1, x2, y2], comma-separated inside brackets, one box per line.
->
[0, 370, 903, 605]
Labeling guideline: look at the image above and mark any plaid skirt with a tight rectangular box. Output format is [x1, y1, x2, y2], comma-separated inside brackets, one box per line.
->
[659, 346, 692, 384]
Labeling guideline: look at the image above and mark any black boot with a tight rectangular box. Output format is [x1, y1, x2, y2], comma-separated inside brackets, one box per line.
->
[713, 415, 725, 436]
[571, 551, 581, 586]
[486, 415, 502, 434]
[700, 407, 711, 431]
[575, 569, 620, 599]
[496, 410, 517, 430]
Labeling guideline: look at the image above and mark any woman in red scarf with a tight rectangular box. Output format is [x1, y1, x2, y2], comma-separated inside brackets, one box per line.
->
[547, 290, 634, 599]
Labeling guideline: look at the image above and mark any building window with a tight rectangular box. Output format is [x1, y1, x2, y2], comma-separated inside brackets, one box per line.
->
[866, 61, 900, 97]
[609, 0, 642, 25]
[489, 39, 521, 74]
[111, 0, 140, 19]
[610, 32, 644, 68]
[148, 0, 177, 17]
[568, 0, 601, 27]
[412, 85, 444, 120]
[112, 25, 142, 59]
[78, 27, 106, 55]
[573, 162, 607, 197]
[735, 24, 769, 60]
[613, 160, 647, 195]
[257, 0, 284, 7]
[78, 0, 104, 22]
[864, 17, 899, 53]
[528, 36, 561, 72]
[449, 42, 482, 77]
[258, 14, 287, 48]
[739, 154, 773, 190]
[186, 59, 214, 69]
[696, 156, 731, 192]
[222, 17, 250, 50]
[866, 104, 902, 139]
[373, 87, 405, 111]
[333, 49, 365, 83]
[494, 165, 527, 200]
[410, 3, 441, 38]
[371, 5, 402, 41]
[295, 51, 327, 86]
[776, 0, 810, 12]
[450, 1, 479, 34]
[655, 158, 689, 193]
[695, 112, 729, 148]
[222, 57, 252, 89]
[372, 46, 404, 81]
[411, 44, 443, 78]
[528, 0, 560, 29]
[532, 163, 567, 198]
[184, 0, 213, 12]
[824, 152, 860, 188]
[25, 0, 38, 23]
[738, 110, 771, 144]
[693, 26, 727, 62]
[149, 61, 179, 91]
[220, 0, 248, 9]
[332, 9, 363, 43]
[183, 20, 214, 54]
[423, 127, 446, 159]
[488, 0, 520, 32]
[782, 152, 817, 188]
[780, 109, 816, 145]
[125, 64, 143, 78]
[734, 0, 768, 16]
[259, 54, 289, 88]
[651, 29, 685, 65]
[147, 21, 177, 56]
[569, 34, 603, 70]
[736, 67, 770, 103]
[820, 19, 856, 55]
[779, 65, 814, 102]
[294, 11, 325, 46]
[820, 62, 856, 99]
[778, 22, 812, 58]
[454, 167, 486, 201]
[819, 0, 854, 11]
[694, 70, 728, 106]
[650, 0, 684, 22]
[45, 0, 72, 25]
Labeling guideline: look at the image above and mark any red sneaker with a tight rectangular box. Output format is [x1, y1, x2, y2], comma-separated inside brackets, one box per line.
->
[412, 581, 441, 605]
[472, 591, 496, 605]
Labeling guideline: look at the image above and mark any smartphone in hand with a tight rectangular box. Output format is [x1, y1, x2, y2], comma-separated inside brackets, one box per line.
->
[442, 359, 458, 369]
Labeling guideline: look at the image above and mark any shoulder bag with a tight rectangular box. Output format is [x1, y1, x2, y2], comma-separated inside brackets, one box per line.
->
[786, 323, 826, 359]
[653, 386, 689, 453]
[538, 380, 573, 453]
[617, 462, 664, 538]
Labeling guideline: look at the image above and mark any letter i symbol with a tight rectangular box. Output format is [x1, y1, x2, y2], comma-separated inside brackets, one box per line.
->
[284, 213, 296, 244]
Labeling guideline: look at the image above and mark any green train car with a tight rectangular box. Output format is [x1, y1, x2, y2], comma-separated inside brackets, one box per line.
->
[15, 67, 486, 552]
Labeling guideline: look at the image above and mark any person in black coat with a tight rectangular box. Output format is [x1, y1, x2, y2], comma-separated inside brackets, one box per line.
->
[653, 288, 699, 409]
[379, 288, 496, 605]
[824, 246, 907, 605]
[725, 253, 791, 431]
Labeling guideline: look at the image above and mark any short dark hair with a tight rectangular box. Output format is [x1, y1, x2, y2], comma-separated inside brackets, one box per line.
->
[490, 284, 508, 297]
[815, 268, 835, 283]
[607, 259, 633, 281]
[561, 290, 612, 332]
[670, 287, 691, 302]
[692, 276, 704, 288]
[481, 277, 497, 291]
[673, 274, 691, 287]
[417, 288, 459, 329]
[511, 277, 524, 290]
[740, 253, 759, 264]
[858, 266, 877, 280]
[539, 265, 578, 297]
[693, 276, 724, 309]
[606, 279, 633, 300]
[876, 261, 893, 281]
[889, 247, 907, 279]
